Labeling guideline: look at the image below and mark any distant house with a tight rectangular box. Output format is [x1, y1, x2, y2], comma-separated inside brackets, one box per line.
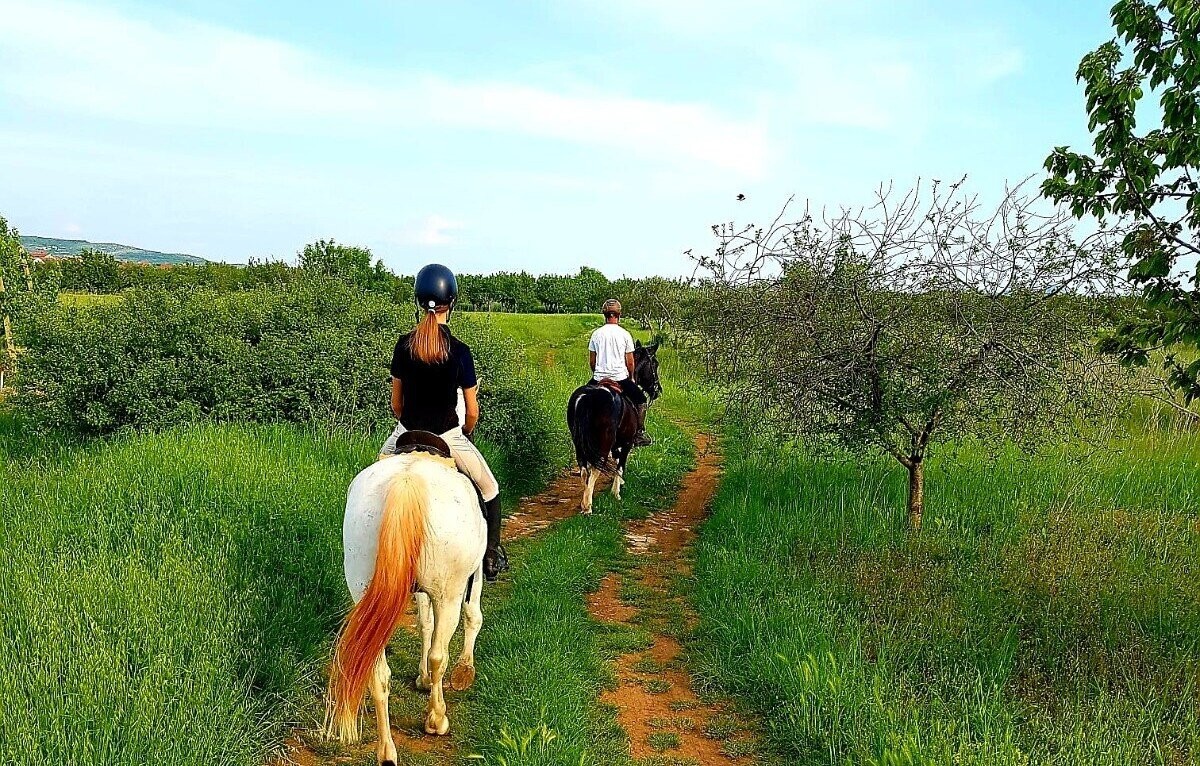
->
[26, 248, 56, 264]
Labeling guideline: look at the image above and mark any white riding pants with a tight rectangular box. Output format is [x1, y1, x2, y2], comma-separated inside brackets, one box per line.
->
[380, 422, 500, 502]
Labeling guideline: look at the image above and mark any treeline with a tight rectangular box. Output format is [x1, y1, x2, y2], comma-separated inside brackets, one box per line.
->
[37, 240, 687, 321]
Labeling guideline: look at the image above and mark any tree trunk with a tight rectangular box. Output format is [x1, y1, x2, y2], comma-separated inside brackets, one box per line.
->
[0, 317, 12, 392]
[907, 459, 925, 531]
[0, 270, 13, 360]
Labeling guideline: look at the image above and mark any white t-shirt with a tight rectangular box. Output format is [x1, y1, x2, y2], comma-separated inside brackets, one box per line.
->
[589, 323, 635, 381]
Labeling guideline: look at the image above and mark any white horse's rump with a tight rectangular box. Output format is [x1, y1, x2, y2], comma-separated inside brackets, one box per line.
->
[328, 452, 486, 763]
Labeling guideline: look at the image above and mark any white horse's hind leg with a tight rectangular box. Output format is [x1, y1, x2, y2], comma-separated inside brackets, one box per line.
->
[424, 592, 464, 735]
[452, 565, 484, 690]
[370, 653, 398, 765]
[415, 591, 433, 691]
[582, 467, 598, 514]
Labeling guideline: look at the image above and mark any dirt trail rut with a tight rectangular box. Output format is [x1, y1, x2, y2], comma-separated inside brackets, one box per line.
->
[274, 467, 588, 766]
[277, 432, 762, 766]
[588, 432, 763, 764]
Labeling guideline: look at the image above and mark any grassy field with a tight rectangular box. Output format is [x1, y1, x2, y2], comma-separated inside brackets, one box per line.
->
[444, 313, 699, 764]
[0, 312, 698, 765]
[691, 418, 1200, 764]
[0, 420, 369, 764]
[11, 308, 1191, 765]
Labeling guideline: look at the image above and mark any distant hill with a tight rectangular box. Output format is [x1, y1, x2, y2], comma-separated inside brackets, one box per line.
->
[20, 235, 207, 266]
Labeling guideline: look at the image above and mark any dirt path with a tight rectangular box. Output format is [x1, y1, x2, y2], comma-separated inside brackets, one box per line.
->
[276, 432, 762, 766]
[273, 467, 587, 766]
[587, 432, 763, 764]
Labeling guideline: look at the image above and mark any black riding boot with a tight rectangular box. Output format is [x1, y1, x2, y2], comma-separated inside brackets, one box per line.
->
[482, 497, 508, 582]
[633, 404, 653, 447]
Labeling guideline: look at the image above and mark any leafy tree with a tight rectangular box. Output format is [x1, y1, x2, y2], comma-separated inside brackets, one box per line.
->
[573, 266, 611, 313]
[614, 275, 689, 333]
[683, 181, 1125, 529]
[298, 239, 375, 287]
[535, 274, 572, 313]
[1043, 0, 1200, 401]
[0, 217, 27, 381]
[59, 248, 121, 292]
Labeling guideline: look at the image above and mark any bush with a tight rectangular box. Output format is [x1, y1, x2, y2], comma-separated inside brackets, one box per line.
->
[13, 282, 561, 490]
[15, 281, 396, 434]
[451, 316, 563, 496]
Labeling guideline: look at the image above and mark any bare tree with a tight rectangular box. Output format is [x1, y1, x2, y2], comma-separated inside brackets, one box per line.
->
[683, 179, 1129, 529]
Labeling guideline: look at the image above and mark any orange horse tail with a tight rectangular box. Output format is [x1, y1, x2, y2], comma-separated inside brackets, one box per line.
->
[327, 472, 428, 741]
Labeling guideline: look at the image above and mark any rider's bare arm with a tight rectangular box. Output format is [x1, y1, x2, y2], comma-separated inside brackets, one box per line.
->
[390, 378, 403, 419]
[589, 350, 597, 372]
[625, 352, 636, 379]
[462, 385, 480, 435]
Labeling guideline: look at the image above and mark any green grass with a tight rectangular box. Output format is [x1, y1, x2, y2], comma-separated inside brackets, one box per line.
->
[482, 312, 601, 366]
[0, 312, 706, 764]
[451, 513, 632, 765]
[701, 715, 738, 740]
[691, 425, 1200, 765]
[436, 313, 701, 764]
[0, 423, 370, 764]
[647, 731, 681, 752]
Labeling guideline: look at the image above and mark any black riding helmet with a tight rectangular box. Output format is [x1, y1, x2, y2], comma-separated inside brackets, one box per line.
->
[414, 263, 458, 311]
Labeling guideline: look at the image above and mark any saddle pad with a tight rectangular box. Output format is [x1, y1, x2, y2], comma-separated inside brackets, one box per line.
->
[393, 430, 453, 460]
[593, 378, 625, 394]
[393, 430, 486, 518]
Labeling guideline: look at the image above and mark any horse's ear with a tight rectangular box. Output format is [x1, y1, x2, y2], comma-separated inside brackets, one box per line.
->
[635, 339, 643, 349]
[648, 342, 659, 355]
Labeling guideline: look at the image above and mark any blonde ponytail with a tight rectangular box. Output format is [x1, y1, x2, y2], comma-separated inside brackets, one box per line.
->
[409, 308, 450, 364]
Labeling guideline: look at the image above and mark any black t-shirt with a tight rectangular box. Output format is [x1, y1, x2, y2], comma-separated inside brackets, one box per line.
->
[390, 326, 478, 434]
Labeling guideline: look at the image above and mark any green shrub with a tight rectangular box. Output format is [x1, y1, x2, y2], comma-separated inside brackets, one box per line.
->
[15, 281, 395, 434]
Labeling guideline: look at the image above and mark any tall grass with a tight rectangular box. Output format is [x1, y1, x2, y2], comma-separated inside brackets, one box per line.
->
[0, 313, 584, 764]
[0, 423, 370, 764]
[441, 313, 699, 762]
[691, 425, 1200, 765]
[0, 312, 701, 764]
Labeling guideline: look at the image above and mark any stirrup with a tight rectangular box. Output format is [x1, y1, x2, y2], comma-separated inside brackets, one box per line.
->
[484, 544, 509, 581]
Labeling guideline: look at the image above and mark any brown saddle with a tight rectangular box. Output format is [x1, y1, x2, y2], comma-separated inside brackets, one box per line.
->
[593, 378, 624, 394]
[393, 430, 453, 460]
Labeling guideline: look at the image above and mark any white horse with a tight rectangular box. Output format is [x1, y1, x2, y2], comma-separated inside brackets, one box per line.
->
[326, 450, 486, 765]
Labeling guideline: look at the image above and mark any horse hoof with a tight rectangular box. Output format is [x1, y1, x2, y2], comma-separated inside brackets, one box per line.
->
[450, 663, 476, 690]
[415, 675, 432, 691]
[425, 711, 450, 736]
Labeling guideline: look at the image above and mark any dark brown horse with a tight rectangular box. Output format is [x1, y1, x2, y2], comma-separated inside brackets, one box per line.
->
[566, 341, 661, 513]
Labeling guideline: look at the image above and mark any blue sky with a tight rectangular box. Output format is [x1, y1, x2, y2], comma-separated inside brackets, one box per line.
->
[0, 0, 1115, 277]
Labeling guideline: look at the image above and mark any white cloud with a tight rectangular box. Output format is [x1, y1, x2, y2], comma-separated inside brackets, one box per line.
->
[408, 215, 464, 247]
[580, 0, 1023, 138]
[580, 0, 816, 41]
[974, 47, 1025, 84]
[0, 0, 768, 176]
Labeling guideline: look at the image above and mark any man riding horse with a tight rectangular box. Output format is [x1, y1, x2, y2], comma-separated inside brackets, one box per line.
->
[587, 298, 652, 447]
[568, 300, 662, 513]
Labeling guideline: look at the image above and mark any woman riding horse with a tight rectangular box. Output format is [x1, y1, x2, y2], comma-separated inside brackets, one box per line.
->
[327, 264, 506, 761]
[379, 264, 507, 581]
